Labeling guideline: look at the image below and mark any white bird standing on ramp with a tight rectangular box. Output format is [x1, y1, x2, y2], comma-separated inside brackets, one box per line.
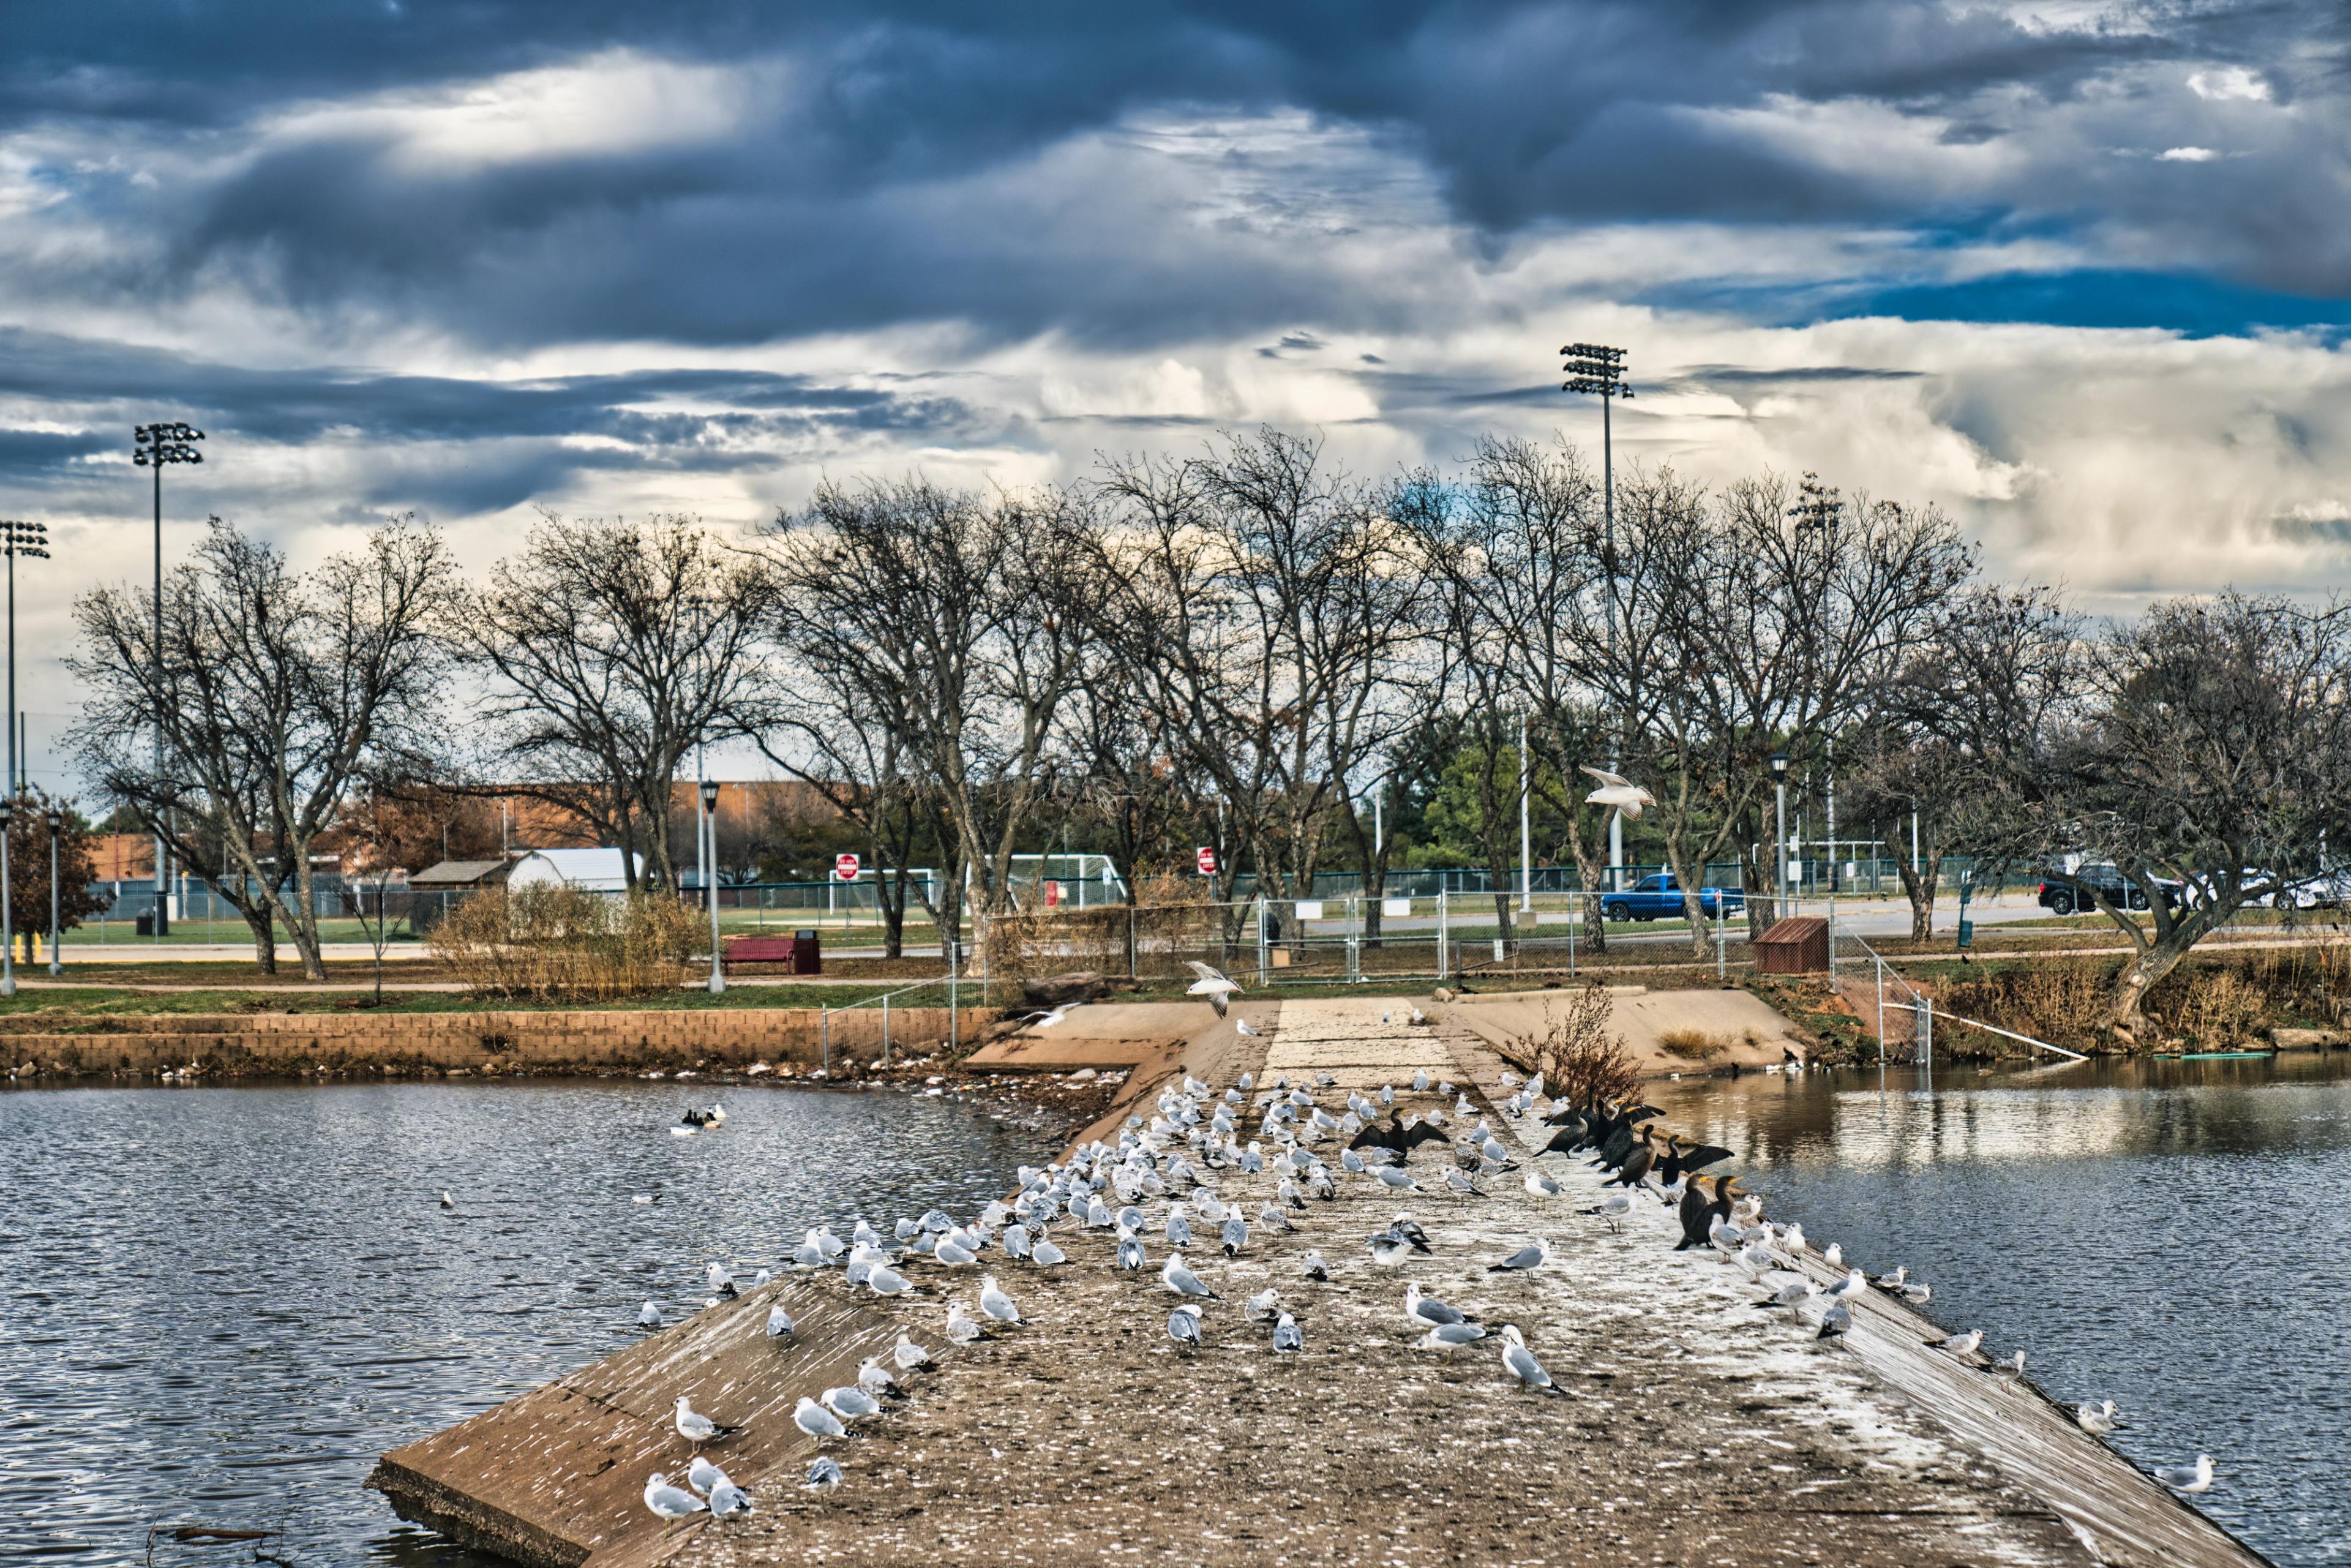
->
[644, 1473, 707, 1518]
[1237, 1018, 1262, 1038]
[1498, 1325, 1560, 1392]
[673, 1397, 742, 1444]
[793, 1397, 847, 1439]
[979, 1275, 1025, 1325]
[1580, 766, 1656, 820]
[1185, 961, 1243, 1018]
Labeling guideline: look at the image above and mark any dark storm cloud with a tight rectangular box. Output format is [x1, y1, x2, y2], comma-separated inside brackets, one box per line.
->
[4, 0, 2341, 355]
[0, 327, 989, 511]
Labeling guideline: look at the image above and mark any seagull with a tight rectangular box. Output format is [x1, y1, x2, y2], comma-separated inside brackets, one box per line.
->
[765, 1306, 794, 1338]
[1404, 1283, 1475, 1330]
[823, 1385, 881, 1420]
[1271, 1313, 1303, 1352]
[1032, 1237, 1067, 1266]
[1167, 1304, 1204, 1351]
[1498, 1325, 1561, 1392]
[1941, 1331, 1984, 1359]
[935, 1236, 977, 1266]
[2076, 1400, 2121, 1435]
[1585, 1191, 1635, 1232]
[644, 1472, 707, 1518]
[1580, 765, 1655, 820]
[803, 1457, 844, 1490]
[1245, 1287, 1280, 1322]
[1524, 1169, 1562, 1198]
[1374, 1166, 1418, 1192]
[1366, 1232, 1415, 1266]
[708, 1479, 754, 1517]
[674, 1397, 742, 1444]
[946, 1302, 986, 1345]
[1161, 1253, 1220, 1300]
[792, 1397, 847, 1440]
[866, 1266, 912, 1296]
[2156, 1455, 2214, 1494]
[1817, 1301, 1851, 1338]
[857, 1356, 898, 1395]
[894, 1334, 932, 1371]
[1184, 961, 1243, 1018]
[1221, 1216, 1248, 1257]
[440, 1191, 455, 1209]
[707, 1262, 737, 1298]
[688, 1454, 732, 1495]
[1024, 1005, 1073, 1029]
[1487, 1237, 1549, 1273]
[1300, 1250, 1331, 1281]
[1872, 1266, 1908, 1292]
[979, 1275, 1024, 1325]
[638, 1300, 662, 1329]
[1237, 1019, 1262, 1038]
[1117, 1233, 1147, 1271]
[1419, 1321, 1488, 1354]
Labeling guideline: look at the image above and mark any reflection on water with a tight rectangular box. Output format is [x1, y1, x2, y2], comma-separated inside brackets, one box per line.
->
[1660, 1052, 2351, 1567]
[0, 1081, 1059, 1566]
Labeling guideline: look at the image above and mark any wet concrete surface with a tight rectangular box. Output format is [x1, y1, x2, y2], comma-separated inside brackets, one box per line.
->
[617, 998, 2253, 1568]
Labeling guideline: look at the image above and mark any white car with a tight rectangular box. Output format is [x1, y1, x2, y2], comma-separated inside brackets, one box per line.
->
[2273, 871, 2351, 910]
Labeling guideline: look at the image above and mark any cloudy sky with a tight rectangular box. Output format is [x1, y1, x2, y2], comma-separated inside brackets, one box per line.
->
[2, 0, 2347, 784]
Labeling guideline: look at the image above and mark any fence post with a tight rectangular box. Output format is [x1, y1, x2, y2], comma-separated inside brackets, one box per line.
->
[1715, 899, 1727, 980]
[1347, 896, 1360, 983]
[882, 993, 891, 1067]
[1256, 896, 1269, 987]
[821, 1006, 830, 1078]
[1875, 958, 1886, 1066]
[1436, 889, 1447, 979]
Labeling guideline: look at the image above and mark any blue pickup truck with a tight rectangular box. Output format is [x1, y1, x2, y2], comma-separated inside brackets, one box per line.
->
[1600, 874, 1744, 923]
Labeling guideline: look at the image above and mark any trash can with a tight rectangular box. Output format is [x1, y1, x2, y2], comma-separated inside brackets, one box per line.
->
[135, 912, 154, 937]
[789, 929, 822, 975]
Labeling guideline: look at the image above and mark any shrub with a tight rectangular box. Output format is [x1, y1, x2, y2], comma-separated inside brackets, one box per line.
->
[429, 884, 700, 1001]
[1657, 1027, 1732, 1061]
[1515, 985, 1643, 1107]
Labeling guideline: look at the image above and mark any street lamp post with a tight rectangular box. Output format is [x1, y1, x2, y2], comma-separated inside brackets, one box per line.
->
[1561, 342, 1632, 890]
[1772, 752, 1790, 917]
[701, 779, 724, 995]
[0, 798, 15, 997]
[133, 422, 203, 937]
[45, 806, 61, 977]
[0, 521, 49, 801]
[1518, 708, 1532, 915]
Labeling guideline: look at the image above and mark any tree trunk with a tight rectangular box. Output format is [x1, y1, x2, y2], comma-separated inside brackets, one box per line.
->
[246, 906, 278, 975]
[1892, 852, 1942, 942]
[2104, 897, 2222, 1037]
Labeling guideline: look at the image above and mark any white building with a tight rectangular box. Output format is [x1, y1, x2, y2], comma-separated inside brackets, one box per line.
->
[506, 848, 642, 893]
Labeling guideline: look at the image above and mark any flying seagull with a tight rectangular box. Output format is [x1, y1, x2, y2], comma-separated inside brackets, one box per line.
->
[1185, 961, 1243, 1018]
[2155, 1455, 2214, 1494]
[1580, 766, 1655, 820]
[1024, 1005, 1074, 1030]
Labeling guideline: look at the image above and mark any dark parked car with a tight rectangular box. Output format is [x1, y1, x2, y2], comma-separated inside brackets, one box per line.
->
[1601, 873, 1744, 923]
[2036, 866, 2182, 915]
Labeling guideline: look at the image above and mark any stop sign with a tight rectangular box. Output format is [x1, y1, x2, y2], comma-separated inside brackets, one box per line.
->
[1196, 846, 1217, 876]
[834, 852, 860, 881]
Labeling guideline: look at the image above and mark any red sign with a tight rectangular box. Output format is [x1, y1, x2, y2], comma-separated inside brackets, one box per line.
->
[1044, 880, 1062, 908]
[1196, 846, 1217, 876]
[834, 853, 861, 880]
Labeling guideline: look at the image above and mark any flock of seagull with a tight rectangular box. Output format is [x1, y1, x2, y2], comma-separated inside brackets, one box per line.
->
[630, 992, 2216, 1526]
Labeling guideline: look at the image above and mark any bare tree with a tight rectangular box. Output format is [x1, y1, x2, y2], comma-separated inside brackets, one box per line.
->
[1093, 430, 1421, 913]
[1847, 584, 2085, 939]
[2050, 593, 2351, 1035]
[70, 517, 456, 978]
[1608, 471, 1975, 953]
[763, 477, 1095, 965]
[457, 514, 779, 894]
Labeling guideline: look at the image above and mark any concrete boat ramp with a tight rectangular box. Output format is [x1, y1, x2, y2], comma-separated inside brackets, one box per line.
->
[370, 994, 2267, 1568]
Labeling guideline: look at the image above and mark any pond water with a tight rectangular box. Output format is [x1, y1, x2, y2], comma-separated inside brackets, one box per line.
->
[0, 1081, 1061, 1566]
[1660, 1052, 2351, 1567]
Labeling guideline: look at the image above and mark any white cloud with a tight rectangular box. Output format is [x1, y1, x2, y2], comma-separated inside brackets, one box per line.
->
[2157, 146, 2220, 163]
[2187, 68, 2271, 103]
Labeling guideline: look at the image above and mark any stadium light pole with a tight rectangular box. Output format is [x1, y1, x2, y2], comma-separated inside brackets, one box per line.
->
[1561, 342, 1632, 890]
[133, 422, 203, 937]
[0, 520, 49, 801]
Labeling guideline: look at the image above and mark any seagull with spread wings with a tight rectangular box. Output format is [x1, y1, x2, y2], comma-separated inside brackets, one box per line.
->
[1580, 766, 1656, 820]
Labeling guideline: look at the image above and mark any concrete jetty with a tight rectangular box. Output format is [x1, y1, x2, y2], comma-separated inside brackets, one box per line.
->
[370, 994, 2267, 1568]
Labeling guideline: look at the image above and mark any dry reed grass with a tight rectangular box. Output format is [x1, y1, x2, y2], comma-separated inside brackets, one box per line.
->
[429, 885, 700, 1002]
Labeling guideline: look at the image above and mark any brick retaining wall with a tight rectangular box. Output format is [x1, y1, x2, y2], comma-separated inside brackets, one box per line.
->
[0, 1007, 964, 1080]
